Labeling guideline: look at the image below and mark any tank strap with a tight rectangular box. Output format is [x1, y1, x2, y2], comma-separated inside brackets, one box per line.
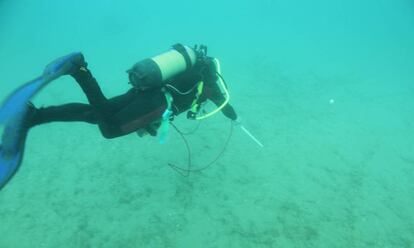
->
[158, 90, 174, 144]
[172, 43, 192, 70]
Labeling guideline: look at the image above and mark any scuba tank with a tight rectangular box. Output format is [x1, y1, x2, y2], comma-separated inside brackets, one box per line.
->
[127, 44, 205, 89]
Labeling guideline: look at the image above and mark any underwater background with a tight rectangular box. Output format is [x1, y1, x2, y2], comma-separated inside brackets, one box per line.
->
[0, 0, 413, 247]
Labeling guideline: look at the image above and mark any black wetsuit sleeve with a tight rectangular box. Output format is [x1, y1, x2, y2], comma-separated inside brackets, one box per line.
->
[202, 59, 238, 121]
[203, 59, 237, 120]
[204, 82, 238, 120]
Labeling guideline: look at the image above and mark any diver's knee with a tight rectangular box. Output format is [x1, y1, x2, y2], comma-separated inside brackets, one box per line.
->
[100, 129, 117, 139]
[98, 124, 120, 139]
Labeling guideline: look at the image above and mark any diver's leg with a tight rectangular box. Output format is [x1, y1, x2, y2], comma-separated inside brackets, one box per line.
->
[94, 90, 141, 139]
[71, 67, 109, 112]
[28, 100, 128, 140]
[29, 90, 139, 138]
[70, 65, 140, 118]
[29, 103, 99, 127]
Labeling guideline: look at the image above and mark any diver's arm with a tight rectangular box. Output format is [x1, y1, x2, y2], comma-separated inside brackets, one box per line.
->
[202, 58, 238, 121]
[204, 82, 238, 121]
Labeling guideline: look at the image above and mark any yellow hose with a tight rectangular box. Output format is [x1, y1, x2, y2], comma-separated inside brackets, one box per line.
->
[195, 58, 230, 120]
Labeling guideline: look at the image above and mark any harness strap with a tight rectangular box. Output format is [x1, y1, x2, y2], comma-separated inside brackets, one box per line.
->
[187, 81, 204, 119]
[158, 90, 174, 144]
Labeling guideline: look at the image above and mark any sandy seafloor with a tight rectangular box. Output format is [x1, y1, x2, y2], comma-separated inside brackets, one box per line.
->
[0, 0, 413, 247]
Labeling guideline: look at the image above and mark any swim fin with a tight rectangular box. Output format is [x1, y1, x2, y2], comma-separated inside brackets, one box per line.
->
[0, 52, 82, 191]
[0, 52, 83, 124]
[0, 124, 28, 191]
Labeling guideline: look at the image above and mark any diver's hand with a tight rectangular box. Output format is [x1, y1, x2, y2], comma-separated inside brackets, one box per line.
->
[232, 116, 242, 126]
[43, 52, 85, 80]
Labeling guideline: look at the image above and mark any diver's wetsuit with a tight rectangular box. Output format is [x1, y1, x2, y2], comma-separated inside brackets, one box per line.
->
[30, 57, 237, 139]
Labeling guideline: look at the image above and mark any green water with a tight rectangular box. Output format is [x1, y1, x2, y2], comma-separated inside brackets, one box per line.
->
[0, 0, 413, 247]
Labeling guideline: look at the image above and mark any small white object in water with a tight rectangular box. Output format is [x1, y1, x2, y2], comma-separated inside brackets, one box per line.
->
[240, 125, 264, 148]
[329, 99, 335, 104]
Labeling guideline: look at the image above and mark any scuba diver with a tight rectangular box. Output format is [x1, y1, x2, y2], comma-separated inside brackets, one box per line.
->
[27, 44, 238, 139]
[0, 43, 256, 190]
[0, 44, 238, 190]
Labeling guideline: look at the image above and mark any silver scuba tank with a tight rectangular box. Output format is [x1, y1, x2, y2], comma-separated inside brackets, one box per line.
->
[127, 44, 198, 89]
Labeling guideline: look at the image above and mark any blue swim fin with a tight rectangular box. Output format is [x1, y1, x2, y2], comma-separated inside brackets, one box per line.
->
[0, 126, 28, 191]
[0, 52, 82, 190]
[0, 52, 83, 124]
[0, 77, 45, 125]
